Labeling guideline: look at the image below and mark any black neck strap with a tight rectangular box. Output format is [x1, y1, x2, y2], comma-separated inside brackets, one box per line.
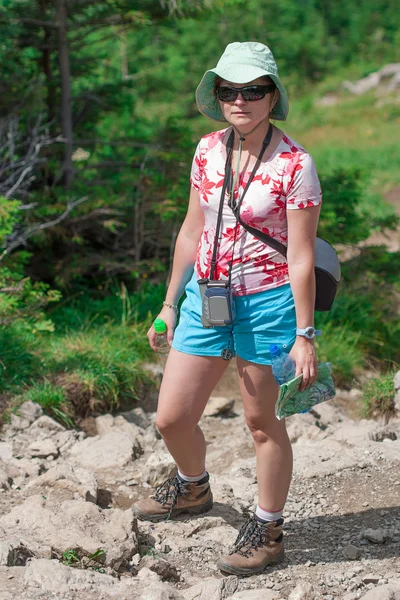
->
[209, 124, 274, 280]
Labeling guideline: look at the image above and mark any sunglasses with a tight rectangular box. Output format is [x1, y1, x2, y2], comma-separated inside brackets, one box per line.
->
[216, 84, 275, 102]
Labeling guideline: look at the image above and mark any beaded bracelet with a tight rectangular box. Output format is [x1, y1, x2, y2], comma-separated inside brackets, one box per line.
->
[162, 301, 179, 312]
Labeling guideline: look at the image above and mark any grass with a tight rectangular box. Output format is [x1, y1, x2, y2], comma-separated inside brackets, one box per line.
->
[17, 381, 74, 428]
[314, 323, 364, 387]
[361, 373, 396, 421]
[1, 300, 156, 426]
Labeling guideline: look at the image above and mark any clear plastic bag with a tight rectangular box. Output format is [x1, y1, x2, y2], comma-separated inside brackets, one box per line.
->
[275, 362, 336, 420]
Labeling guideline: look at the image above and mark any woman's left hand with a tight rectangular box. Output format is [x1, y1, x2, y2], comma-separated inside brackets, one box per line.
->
[289, 337, 318, 391]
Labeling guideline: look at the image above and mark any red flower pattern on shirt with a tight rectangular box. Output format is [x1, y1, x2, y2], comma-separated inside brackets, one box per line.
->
[190, 128, 322, 295]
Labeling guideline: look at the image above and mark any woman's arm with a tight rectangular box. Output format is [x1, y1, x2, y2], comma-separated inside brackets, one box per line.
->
[147, 186, 204, 350]
[286, 204, 321, 389]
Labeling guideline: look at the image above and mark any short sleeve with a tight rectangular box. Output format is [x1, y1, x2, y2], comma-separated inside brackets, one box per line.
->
[190, 141, 204, 191]
[285, 153, 322, 209]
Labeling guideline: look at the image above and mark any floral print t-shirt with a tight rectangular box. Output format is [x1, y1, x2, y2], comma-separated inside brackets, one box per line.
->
[190, 127, 322, 296]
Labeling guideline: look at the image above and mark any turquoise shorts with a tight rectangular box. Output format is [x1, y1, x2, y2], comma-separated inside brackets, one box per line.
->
[172, 273, 297, 365]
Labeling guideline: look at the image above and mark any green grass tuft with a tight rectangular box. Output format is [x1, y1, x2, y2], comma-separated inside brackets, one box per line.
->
[361, 373, 396, 420]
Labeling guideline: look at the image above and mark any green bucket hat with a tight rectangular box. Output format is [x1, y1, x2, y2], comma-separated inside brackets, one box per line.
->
[196, 41, 289, 122]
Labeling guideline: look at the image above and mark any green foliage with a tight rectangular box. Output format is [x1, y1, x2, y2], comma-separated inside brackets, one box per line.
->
[40, 322, 153, 415]
[316, 247, 400, 384]
[0, 197, 20, 242]
[0, 324, 42, 391]
[18, 381, 74, 428]
[314, 323, 364, 386]
[61, 548, 106, 572]
[2, 320, 154, 423]
[361, 373, 396, 420]
[49, 280, 165, 331]
[318, 169, 371, 244]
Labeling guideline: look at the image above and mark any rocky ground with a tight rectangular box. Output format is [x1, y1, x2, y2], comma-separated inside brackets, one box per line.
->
[0, 363, 399, 600]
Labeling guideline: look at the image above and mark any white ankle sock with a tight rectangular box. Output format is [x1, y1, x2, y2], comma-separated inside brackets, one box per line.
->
[177, 469, 207, 483]
[255, 505, 283, 522]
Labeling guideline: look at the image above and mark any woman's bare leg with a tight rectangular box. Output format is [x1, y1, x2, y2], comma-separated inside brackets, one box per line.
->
[236, 357, 293, 511]
[156, 348, 230, 476]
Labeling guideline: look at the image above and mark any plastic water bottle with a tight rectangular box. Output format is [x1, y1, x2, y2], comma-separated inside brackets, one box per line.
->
[153, 318, 170, 367]
[269, 344, 296, 385]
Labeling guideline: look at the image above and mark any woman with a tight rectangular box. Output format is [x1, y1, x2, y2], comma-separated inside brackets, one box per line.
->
[132, 41, 322, 576]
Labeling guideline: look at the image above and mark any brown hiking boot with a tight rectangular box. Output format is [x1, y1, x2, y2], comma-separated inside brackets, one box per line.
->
[217, 516, 284, 576]
[131, 474, 213, 522]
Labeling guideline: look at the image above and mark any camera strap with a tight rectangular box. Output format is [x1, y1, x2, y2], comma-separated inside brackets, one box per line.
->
[209, 130, 234, 280]
[210, 125, 274, 282]
[226, 124, 274, 286]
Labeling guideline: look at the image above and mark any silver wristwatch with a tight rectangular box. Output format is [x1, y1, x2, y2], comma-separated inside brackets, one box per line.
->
[296, 326, 322, 339]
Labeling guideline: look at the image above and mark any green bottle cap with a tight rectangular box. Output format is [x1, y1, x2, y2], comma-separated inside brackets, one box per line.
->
[154, 318, 167, 334]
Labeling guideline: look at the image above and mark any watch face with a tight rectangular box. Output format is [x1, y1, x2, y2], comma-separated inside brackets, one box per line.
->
[305, 327, 315, 338]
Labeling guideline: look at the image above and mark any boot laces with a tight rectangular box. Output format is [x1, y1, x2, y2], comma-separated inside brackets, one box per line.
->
[152, 476, 189, 519]
[230, 518, 271, 557]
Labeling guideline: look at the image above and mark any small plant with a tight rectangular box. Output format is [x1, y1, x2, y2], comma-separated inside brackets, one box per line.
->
[62, 549, 80, 567]
[61, 548, 105, 572]
[361, 373, 396, 421]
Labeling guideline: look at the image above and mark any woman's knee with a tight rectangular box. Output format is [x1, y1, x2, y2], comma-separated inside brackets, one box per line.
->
[245, 415, 287, 445]
[155, 413, 196, 437]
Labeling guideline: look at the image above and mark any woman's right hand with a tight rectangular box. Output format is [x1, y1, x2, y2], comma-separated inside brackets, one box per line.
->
[147, 306, 178, 352]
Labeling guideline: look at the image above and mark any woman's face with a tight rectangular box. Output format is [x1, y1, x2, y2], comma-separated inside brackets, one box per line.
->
[217, 77, 278, 130]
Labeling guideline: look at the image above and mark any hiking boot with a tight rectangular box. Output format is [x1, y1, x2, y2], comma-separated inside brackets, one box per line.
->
[217, 516, 284, 576]
[131, 474, 213, 522]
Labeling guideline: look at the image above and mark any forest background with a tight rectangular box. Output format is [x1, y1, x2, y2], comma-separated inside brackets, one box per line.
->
[0, 0, 399, 427]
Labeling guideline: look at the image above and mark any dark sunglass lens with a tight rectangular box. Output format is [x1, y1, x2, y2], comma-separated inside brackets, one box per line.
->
[217, 87, 237, 102]
[242, 86, 266, 101]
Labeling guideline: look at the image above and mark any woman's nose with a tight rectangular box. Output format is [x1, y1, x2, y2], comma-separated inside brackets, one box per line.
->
[234, 92, 247, 105]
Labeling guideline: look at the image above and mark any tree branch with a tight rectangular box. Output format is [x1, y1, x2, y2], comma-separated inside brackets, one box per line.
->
[0, 196, 89, 261]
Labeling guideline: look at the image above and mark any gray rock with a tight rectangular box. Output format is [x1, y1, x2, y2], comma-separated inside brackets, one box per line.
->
[288, 583, 318, 600]
[121, 407, 151, 429]
[184, 576, 239, 600]
[54, 430, 81, 454]
[96, 414, 143, 441]
[17, 402, 43, 424]
[67, 431, 142, 471]
[1, 456, 41, 480]
[27, 439, 58, 459]
[0, 542, 12, 566]
[344, 545, 362, 560]
[10, 414, 30, 431]
[28, 415, 65, 432]
[25, 463, 98, 503]
[358, 582, 400, 599]
[140, 583, 186, 600]
[363, 574, 381, 584]
[0, 467, 10, 490]
[363, 528, 387, 544]
[142, 451, 176, 487]
[0, 494, 138, 570]
[203, 397, 235, 417]
[24, 558, 141, 599]
[230, 591, 280, 600]
[139, 556, 180, 582]
[369, 427, 397, 442]
[0, 443, 13, 461]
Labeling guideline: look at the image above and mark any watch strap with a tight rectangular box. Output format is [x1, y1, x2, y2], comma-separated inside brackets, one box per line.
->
[296, 327, 322, 338]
